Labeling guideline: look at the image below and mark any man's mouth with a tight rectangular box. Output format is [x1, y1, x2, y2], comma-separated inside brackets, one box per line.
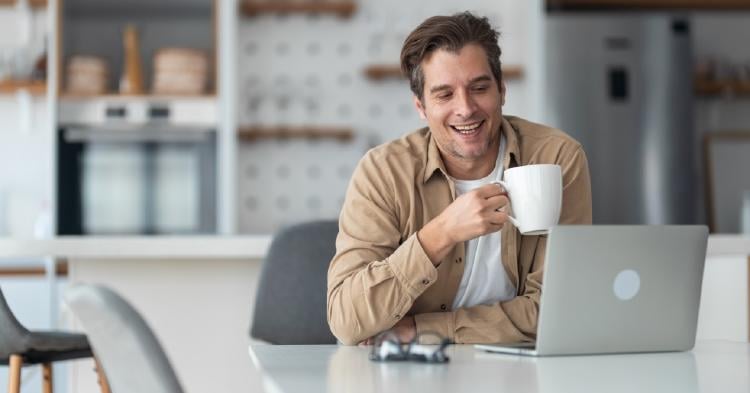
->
[450, 120, 484, 135]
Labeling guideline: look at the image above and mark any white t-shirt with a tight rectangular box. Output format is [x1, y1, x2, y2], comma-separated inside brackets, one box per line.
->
[451, 135, 517, 309]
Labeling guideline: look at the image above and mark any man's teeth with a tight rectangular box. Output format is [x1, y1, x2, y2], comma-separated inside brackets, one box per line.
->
[453, 121, 482, 133]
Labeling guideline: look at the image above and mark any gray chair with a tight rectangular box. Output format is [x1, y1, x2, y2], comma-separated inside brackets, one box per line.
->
[0, 286, 108, 393]
[65, 284, 184, 393]
[250, 220, 338, 344]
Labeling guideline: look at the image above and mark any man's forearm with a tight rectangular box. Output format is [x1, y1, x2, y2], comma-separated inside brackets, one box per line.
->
[328, 233, 439, 344]
[414, 295, 539, 344]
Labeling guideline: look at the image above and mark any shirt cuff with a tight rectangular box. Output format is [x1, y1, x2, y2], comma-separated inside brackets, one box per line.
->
[414, 312, 455, 344]
[387, 232, 438, 300]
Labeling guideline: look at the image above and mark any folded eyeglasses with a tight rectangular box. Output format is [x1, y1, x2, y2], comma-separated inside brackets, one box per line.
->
[368, 331, 453, 363]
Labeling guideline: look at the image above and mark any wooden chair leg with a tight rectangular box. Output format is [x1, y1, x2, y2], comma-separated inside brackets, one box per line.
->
[94, 357, 111, 393]
[42, 362, 53, 393]
[7, 354, 22, 393]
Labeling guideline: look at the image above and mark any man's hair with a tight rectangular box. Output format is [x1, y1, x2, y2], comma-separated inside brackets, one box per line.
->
[400, 12, 502, 101]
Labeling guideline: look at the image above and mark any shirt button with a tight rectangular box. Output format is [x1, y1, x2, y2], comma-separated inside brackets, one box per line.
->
[440, 304, 447, 311]
[455, 257, 463, 264]
[395, 314, 401, 319]
[421, 279, 430, 285]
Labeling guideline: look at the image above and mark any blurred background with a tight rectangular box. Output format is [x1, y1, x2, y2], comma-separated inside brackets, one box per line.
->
[1, 0, 750, 239]
[2, 0, 750, 391]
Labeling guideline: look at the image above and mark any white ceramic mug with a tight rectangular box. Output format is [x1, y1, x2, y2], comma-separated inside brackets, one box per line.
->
[492, 164, 562, 235]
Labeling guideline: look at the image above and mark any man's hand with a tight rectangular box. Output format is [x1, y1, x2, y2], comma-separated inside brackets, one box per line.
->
[418, 183, 509, 265]
[358, 316, 417, 346]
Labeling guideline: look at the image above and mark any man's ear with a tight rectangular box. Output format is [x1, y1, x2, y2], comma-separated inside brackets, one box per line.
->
[413, 95, 427, 120]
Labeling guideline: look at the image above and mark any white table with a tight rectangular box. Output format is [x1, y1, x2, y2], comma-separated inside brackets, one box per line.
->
[248, 340, 749, 393]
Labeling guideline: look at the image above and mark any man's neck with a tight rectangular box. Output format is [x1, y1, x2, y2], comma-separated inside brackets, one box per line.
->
[443, 145, 500, 181]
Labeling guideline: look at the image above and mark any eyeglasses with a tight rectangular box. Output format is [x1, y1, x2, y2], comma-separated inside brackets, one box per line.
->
[368, 331, 453, 363]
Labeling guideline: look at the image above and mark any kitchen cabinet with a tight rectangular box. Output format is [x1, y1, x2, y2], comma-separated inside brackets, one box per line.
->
[52, 0, 237, 235]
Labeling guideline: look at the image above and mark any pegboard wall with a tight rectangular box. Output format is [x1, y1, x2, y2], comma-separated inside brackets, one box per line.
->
[237, 0, 538, 233]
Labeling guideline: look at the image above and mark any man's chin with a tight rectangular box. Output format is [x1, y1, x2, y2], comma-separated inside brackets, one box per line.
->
[453, 148, 487, 161]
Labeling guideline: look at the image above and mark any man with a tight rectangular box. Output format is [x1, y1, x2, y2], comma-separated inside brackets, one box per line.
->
[327, 12, 592, 345]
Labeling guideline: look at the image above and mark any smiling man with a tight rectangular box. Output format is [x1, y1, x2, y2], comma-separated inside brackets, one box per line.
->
[327, 12, 592, 345]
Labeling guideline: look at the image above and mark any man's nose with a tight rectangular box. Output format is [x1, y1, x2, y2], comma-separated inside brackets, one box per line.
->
[454, 91, 477, 118]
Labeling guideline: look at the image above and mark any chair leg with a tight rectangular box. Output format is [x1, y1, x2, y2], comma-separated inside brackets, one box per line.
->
[8, 354, 22, 393]
[42, 363, 53, 393]
[94, 357, 111, 393]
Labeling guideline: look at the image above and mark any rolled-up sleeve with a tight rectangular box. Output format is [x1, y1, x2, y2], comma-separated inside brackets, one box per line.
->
[414, 144, 593, 344]
[327, 152, 437, 345]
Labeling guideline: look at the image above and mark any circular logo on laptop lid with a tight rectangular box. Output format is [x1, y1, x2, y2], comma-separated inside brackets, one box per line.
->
[613, 269, 641, 301]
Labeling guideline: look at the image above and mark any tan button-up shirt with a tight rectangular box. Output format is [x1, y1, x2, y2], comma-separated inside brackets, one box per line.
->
[327, 116, 592, 345]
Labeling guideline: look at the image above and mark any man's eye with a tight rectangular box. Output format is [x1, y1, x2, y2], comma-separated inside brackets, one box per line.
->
[472, 85, 489, 92]
[437, 93, 452, 100]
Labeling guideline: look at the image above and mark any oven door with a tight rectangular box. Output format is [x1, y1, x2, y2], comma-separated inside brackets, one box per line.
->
[57, 126, 217, 235]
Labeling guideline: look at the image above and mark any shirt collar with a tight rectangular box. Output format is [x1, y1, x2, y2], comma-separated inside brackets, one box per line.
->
[422, 116, 520, 184]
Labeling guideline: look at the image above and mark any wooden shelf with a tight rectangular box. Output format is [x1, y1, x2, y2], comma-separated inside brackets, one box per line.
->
[60, 93, 217, 100]
[547, 0, 750, 10]
[0, 261, 68, 277]
[364, 64, 524, 82]
[238, 126, 353, 142]
[695, 80, 750, 96]
[241, 1, 356, 17]
[0, 79, 47, 95]
[0, 0, 47, 8]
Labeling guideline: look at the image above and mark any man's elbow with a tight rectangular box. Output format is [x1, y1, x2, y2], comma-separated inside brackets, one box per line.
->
[327, 309, 365, 345]
[327, 296, 368, 345]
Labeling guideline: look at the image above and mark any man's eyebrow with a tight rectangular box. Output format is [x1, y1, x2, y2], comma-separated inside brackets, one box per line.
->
[469, 75, 493, 84]
[429, 84, 452, 95]
[428, 75, 494, 95]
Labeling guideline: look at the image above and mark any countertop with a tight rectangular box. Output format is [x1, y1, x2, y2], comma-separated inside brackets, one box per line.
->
[0, 234, 747, 261]
[0, 235, 273, 260]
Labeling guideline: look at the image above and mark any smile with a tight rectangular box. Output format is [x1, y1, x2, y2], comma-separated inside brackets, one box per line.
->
[450, 120, 484, 135]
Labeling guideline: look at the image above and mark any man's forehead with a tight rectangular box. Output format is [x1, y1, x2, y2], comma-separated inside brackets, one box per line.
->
[421, 46, 495, 89]
[421, 44, 492, 76]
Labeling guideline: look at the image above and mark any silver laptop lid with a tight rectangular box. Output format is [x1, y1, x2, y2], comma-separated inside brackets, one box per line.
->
[535, 225, 708, 356]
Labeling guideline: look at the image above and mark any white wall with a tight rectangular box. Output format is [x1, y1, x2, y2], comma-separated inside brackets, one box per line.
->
[0, 7, 52, 238]
[235, 0, 545, 233]
[0, 96, 53, 238]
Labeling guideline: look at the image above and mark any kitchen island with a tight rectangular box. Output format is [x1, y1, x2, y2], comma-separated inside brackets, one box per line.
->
[0, 236, 271, 393]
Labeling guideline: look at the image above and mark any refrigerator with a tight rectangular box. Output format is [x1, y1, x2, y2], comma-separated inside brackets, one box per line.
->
[544, 13, 700, 225]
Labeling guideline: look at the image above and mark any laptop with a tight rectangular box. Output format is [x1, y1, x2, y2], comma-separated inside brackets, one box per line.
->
[475, 225, 708, 356]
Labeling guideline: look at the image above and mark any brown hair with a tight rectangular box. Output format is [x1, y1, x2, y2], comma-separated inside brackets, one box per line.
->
[400, 12, 502, 101]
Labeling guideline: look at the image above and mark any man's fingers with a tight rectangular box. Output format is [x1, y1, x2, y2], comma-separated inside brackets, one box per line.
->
[475, 183, 507, 198]
[486, 194, 509, 211]
[488, 210, 509, 226]
[358, 338, 373, 346]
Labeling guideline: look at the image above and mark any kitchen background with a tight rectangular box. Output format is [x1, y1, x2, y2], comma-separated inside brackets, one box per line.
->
[2, 0, 750, 391]
[2, 0, 750, 239]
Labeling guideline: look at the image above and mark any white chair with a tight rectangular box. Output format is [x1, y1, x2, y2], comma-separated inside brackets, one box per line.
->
[65, 284, 184, 393]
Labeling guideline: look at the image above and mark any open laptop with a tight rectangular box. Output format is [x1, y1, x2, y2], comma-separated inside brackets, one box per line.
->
[476, 225, 708, 356]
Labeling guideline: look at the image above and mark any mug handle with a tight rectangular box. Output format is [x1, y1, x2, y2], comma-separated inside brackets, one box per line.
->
[492, 181, 520, 228]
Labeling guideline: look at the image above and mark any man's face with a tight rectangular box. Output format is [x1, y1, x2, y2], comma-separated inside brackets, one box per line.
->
[414, 44, 505, 167]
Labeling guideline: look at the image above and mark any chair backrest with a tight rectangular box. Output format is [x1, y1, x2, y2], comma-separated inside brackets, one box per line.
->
[0, 286, 31, 359]
[250, 220, 338, 344]
[65, 284, 184, 393]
